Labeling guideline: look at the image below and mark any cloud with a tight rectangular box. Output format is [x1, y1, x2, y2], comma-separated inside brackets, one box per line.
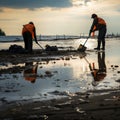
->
[95, 0, 120, 15]
[84, 0, 91, 5]
[72, 0, 97, 6]
[0, 0, 73, 9]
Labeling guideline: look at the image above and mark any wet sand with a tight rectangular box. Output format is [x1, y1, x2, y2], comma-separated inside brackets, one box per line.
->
[0, 88, 120, 120]
[0, 49, 120, 120]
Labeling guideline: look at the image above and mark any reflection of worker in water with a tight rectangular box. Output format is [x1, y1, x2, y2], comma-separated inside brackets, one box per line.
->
[89, 52, 106, 86]
[23, 62, 38, 83]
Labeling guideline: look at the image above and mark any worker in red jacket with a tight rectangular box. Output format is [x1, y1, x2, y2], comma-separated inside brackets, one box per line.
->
[89, 14, 107, 50]
[22, 22, 38, 53]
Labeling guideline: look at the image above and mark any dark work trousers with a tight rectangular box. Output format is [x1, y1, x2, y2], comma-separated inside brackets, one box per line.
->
[23, 32, 33, 53]
[97, 27, 107, 49]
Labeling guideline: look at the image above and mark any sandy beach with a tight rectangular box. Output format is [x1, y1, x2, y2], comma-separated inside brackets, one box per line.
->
[0, 38, 120, 120]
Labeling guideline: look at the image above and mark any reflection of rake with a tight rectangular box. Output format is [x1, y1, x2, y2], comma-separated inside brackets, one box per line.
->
[85, 57, 94, 73]
[84, 57, 90, 64]
[83, 56, 93, 72]
[79, 53, 92, 71]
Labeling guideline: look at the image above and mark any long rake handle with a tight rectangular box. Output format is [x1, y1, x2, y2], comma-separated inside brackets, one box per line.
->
[83, 37, 89, 46]
[37, 42, 44, 50]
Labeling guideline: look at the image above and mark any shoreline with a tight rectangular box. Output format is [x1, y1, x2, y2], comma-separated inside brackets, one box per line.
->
[0, 37, 119, 44]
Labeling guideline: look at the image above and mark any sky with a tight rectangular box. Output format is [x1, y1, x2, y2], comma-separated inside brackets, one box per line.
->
[0, 0, 120, 35]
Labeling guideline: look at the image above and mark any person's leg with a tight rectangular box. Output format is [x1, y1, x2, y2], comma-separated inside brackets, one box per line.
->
[96, 30, 103, 50]
[98, 27, 106, 50]
[23, 32, 28, 51]
[97, 40, 101, 50]
[102, 39, 105, 50]
[94, 31, 101, 50]
[27, 32, 33, 53]
[101, 28, 107, 50]
[29, 38, 33, 53]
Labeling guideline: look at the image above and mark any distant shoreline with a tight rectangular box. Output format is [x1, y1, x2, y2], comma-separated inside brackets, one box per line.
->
[0, 37, 120, 43]
[0, 36, 120, 43]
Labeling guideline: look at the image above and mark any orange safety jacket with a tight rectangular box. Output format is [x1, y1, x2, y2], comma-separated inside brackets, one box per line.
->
[91, 17, 106, 37]
[98, 17, 106, 25]
[93, 17, 106, 31]
[22, 24, 35, 39]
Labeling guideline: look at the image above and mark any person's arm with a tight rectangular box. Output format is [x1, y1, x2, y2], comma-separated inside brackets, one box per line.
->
[89, 18, 98, 36]
[33, 27, 38, 44]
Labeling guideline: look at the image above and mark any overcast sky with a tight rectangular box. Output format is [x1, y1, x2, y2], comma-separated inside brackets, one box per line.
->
[0, 0, 120, 35]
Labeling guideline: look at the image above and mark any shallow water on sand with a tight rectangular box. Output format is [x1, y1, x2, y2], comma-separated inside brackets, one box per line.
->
[0, 38, 120, 102]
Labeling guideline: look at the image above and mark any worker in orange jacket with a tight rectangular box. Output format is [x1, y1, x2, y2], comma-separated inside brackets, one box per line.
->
[89, 14, 107, 50]
[22, 22, 38, 53]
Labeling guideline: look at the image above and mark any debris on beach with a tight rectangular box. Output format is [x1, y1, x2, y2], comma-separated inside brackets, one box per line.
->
[9, 44, 25, 53]
[45, 44, 58, 51]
